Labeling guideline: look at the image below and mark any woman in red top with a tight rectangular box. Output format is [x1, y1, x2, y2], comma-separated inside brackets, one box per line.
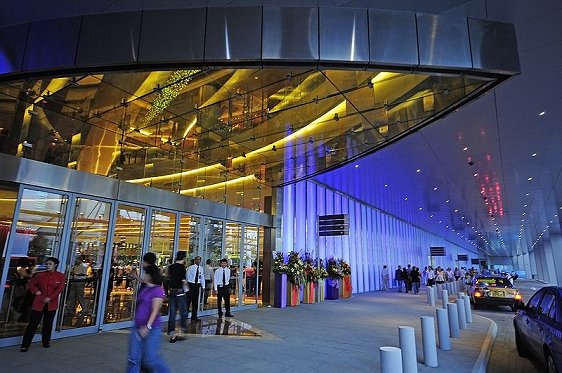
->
[20, 257, 65, 352]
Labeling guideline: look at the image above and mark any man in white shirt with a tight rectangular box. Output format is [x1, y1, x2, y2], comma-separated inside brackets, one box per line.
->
[213, 258, 233, 318]
[186, 256, 205, 321]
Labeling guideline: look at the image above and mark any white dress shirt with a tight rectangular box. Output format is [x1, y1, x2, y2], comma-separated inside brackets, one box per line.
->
[186, 264, 205, 288]
[213, 267, 231, 291]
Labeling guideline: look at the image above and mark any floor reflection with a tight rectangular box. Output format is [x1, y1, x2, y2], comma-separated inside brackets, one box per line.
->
[180, 317, 266, 338]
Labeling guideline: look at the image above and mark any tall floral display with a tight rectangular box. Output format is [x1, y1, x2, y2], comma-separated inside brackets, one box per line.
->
[315, 258, 328, 303]
[272, 252, 288, 308]
[302, 253, 317, 304]
[339, 259, 352, 298]
[325, 257, 342, 300]
[286, 251, 305, 306]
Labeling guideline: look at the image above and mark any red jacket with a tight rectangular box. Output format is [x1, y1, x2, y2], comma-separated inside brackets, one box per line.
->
[28, 271, 66, 311]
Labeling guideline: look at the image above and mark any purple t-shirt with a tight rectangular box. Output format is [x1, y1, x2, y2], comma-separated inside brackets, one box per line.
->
[134, 284, 165, 328]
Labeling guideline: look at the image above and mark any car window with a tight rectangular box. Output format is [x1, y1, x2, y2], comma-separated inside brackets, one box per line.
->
[475, 277, 512, 287]
[527, 291, 544, 312]
[548, 298, 556, 320]
[538, 292, 555, 316]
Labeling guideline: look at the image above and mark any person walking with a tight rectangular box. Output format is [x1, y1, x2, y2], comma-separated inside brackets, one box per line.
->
[394, 265, 403, 292]
[66, 256, 90, 316]
[381, 265, 390, 291]
[127, 264, 169, 373]
[186, 256, 205, 321]
[166, 251, 189, 343]
[411, 266, 421, 294]
[214, 258, 233, 318]
[20, 257, 65, 352]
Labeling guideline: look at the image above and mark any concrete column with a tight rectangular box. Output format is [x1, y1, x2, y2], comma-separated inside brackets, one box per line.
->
[436, 308, 451, 350]
[545, 234, 562, 285]
[399, 326, 418, 373]
[421, 316, 438, 367]
[380, 346, 402, 373]
[441, 289, 448, 309]
[447, 303, 460, 338]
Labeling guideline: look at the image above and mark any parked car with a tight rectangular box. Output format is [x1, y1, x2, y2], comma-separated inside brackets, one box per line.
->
[466, 274, 523, 311]
[513, 286, 562, 373]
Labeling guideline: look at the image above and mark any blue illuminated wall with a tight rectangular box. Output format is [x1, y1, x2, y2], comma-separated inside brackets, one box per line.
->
[279, 180, 476, 293]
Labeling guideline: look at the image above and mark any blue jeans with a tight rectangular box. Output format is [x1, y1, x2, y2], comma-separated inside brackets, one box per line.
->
[167, 291, 188, 334]
[413, 282, 420, 294]
[397, 280, 403, 292]
[127, 325, 170, 373]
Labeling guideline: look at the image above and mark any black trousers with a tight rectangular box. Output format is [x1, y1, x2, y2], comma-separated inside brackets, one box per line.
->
[187, 282, 201, 319]
[217, 285, 230, 315]
[21, 304, 56, 348]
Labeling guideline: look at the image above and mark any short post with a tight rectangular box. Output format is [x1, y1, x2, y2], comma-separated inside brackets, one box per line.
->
[457, 292, 464, 300]
[463, 294, 473, 323]
[453, 281, 458, 294]
[457, 297, 467, 330]
[447, 303, 461, 338]
[399, 326, 418, 373]
[436, 284, 442, 299]
[441, 289, 448, 309]
[421, 316, 438, 367]
[436, 308, 451, 350]
[428, 286, 436, 306]
[426, 286, 432, 304]
[380, 346, 403, 373]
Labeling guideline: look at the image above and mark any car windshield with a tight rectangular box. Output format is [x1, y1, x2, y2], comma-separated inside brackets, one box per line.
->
[475, 277, 512, 287]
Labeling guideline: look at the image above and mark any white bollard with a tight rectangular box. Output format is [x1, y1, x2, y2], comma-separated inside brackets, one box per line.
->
[380, 346, 403, 373]
[457, 297, 467, 330]
[447, 303, 461, 338]
[441, 289, 449, 309]
[399, 326, 418, 373]
[436, 308, 451, 350]
[436, 284, 442, 299]
[453, 281, 459, 294]
[421, 316, 438, 367]
[457, 292, 464, 300]
[462, 294, 473, 323]
[426, 286, 431, 304]
[429, 286, 436, 306]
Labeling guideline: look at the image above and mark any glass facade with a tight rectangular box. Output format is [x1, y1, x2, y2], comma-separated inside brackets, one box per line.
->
[0, 182, 263, 344]
[0, 69, 492, 213]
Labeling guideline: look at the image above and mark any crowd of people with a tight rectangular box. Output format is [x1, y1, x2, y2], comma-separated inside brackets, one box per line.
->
[384, 265, 480, 294]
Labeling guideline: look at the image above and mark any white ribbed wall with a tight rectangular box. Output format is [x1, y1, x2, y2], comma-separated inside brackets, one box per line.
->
[280, 180, 477, 293]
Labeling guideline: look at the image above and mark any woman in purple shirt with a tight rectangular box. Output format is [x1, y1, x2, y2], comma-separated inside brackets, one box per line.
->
[127, 264, 169, 373]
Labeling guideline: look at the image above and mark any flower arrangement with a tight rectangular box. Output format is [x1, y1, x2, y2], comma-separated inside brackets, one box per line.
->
[286, 251, 306, 285]
[272, 252, 288, 274]
[326, 257, 343, 279]
[315, 258, 329, 280]
[339, 259, 352, 276]
[302, 253, 318, 283]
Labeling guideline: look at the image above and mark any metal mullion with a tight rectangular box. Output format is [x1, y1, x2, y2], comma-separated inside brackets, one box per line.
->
[97, 198, 118, 331]
[238, 224, 245, 307]
[0, 185, 25, 319]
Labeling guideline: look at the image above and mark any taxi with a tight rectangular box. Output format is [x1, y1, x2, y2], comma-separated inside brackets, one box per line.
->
[466, 274, 523, 311]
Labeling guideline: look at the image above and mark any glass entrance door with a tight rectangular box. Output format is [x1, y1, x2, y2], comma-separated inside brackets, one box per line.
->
[201, 219, 223, 312]
[224, 222, 241, 308]
[104, 205, 146, 325]
[149, 210, 176, 315]
[0, 188, 69, 339]
[56, 197, 112, 331]
[242, 226, 259, 305]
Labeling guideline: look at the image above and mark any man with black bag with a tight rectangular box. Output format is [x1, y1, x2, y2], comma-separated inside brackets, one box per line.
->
[166, 251, 189, 343]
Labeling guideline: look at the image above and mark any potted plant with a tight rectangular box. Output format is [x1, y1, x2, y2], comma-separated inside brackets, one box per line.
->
[286, 251, 305, 306]
[302, 253, 317, 304]
[339, 259, 352, 298]
[325, 257, 342, 300]
[272, 252, 288, 308]
[315, 258, 328, 303]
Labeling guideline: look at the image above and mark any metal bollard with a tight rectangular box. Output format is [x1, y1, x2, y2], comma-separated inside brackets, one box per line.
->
[436, 308, 451, 350]
[462, 294, 473, 323]
[447, 303, 461, 338]
[429, 286, 436, 306]
[399, 326, 418, 373]
[441, 289, 449, 309]
[436, 284, 442, 300]
[380, 346, 403, 373]
[421, 316, 438, 367]
[457, 297, 467, 330]
[453, 281, 458, 294]
[427, 286, 432, 304]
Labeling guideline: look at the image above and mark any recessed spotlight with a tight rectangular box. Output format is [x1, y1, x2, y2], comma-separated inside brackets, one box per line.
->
[454, 209, 458, 212]
[539, 111, 546, 116]
[433, 187, 438, 191]
[524, 204, 527, 207]
[355, 164, 359, 168]
[404, 197, 408, 201]
[384, 184, 388, 187]
[473, 173, 478, 177]
[419, 207, 423, 211]
[531, 153, 537, 157]
[463, 147, 468, 151]
[416, 169, 421, 173]
[445, 200, 450, 203]
[528, 177, 533, 181]
[526, 193, 530, 196]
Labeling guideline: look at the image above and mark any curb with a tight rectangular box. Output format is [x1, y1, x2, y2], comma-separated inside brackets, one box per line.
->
[471, 315, 498, 373]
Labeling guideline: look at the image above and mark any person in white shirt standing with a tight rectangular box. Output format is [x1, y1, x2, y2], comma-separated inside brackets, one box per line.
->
[381, 265, 389, 291]
[213, 258, 233, 318]
[186, 256, 205, 321]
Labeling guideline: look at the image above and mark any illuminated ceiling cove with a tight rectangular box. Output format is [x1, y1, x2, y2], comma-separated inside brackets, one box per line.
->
[0, 69, 493, 210]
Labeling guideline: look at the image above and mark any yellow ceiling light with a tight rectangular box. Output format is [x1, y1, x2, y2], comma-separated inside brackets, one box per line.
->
[180, 174, 257, 195]
[126, 163, 223, 184]
[182, 117, 198, 139]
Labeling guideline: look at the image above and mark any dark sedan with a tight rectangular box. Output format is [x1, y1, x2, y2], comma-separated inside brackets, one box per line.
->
[513, 286, 562, 373]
